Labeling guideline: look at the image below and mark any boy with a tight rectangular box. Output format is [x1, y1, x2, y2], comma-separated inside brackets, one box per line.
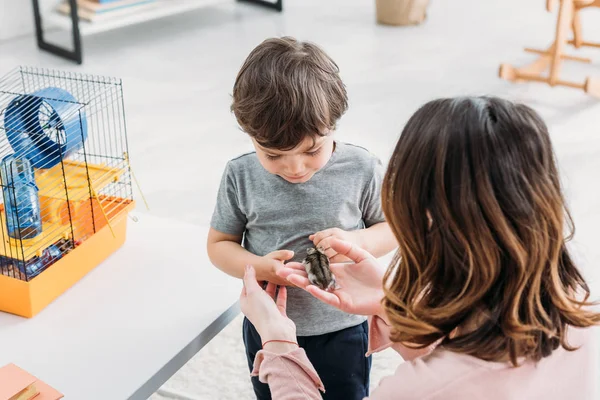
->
[207, 36, 397, 400]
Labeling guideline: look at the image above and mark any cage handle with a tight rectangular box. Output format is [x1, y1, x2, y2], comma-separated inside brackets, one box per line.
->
[124, 152, 149, 211]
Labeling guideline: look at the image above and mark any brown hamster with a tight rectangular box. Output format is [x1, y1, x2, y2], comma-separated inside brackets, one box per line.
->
[302, 246, 337, 291]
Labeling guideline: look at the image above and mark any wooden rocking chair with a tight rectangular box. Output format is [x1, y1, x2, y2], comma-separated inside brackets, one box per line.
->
[499, 0, 600, 97]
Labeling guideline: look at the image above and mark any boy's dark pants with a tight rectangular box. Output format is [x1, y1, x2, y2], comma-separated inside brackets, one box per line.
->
[243, 317, 372, 400]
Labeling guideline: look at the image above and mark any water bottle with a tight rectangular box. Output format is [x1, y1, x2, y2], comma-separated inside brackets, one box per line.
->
[0, 154, 42, 240]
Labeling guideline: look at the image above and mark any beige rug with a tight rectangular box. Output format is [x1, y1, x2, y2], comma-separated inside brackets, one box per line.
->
[150, 313, 402, 400]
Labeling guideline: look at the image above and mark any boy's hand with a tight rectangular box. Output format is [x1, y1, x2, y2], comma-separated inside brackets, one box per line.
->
[310, 228, 363, 263]
[258, 250, 297, 286]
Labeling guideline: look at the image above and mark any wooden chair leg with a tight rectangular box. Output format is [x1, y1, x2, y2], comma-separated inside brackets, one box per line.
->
[585, 77, 600, 97]
[525, 47, 590, 62]
[567, 3, 600, 49]
[549, 0, 575, 85]
[499, 44, 556, 82]
[572, 8, 583, 47]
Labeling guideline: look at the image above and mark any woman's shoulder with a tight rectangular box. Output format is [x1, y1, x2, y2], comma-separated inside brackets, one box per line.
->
[370, 349, 481, 399]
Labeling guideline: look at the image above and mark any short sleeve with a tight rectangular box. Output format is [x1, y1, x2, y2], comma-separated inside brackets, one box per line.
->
[210, 162, 247, 236]
[361, 157, 386, 227]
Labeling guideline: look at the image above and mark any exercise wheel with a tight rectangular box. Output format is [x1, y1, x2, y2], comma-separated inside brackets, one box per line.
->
[3, 87, 88, 169]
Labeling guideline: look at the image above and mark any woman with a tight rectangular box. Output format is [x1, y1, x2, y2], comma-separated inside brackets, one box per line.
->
[239, 96, 600, 399]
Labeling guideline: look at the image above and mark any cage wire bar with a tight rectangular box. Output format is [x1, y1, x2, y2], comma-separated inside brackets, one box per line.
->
[0, 66, 133, 282]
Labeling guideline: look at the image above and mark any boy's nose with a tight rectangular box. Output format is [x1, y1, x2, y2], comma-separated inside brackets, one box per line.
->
[287, 159, 304, 175]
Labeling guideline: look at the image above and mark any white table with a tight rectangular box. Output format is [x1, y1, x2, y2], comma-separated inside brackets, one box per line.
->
[0, 213, 241, 399]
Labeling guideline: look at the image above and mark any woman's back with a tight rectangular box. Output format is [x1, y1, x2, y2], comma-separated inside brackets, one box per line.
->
[376, 326, 598, 399]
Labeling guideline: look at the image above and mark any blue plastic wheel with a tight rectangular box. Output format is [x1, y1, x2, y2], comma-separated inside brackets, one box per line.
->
[3, 87, 88, 169]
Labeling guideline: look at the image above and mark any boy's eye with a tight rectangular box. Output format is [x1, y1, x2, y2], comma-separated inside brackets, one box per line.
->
[306, 148, 322, 157]
[265, 154, 281, 160]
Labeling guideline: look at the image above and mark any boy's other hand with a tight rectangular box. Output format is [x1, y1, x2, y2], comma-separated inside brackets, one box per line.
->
[259, 250, 296, 286]
[310, 228, 362, 263]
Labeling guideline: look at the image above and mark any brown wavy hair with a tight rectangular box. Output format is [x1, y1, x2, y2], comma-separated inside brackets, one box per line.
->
[381, 96, 600, 366]
[231, 36, 348, 150]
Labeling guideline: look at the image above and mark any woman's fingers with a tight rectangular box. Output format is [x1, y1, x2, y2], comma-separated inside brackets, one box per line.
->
[278, 264, 308, 280]
[310, 229, 335, 247]
[242, 265, 261, 294]
[306, 285, 341, 309]
[316, 237, 338, 258]
[328, 239, 373, 264]
[283, 262, 308, 272]
[286, 274, 312, 288]
[265, 282, 277, 300]
[329, 254, 353, 264]
[276, 286, 288, 316]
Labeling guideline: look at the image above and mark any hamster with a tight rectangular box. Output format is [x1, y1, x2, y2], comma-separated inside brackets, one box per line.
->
[302, 246, 337, 291]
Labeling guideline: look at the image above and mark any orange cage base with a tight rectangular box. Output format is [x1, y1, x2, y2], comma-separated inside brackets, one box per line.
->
[0, 199, 135, 318]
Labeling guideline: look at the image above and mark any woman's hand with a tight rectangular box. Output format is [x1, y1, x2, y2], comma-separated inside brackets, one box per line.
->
[240, 265, 297, 349]
[310, 228, 361, 263]
[278, 239, 386, 317]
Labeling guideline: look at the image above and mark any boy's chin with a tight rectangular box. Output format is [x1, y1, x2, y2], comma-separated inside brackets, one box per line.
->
[280, 172, 314, 184]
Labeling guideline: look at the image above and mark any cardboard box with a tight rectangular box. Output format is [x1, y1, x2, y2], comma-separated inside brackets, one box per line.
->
[375, 0, 430, 26]
[0, 363, 63, 400]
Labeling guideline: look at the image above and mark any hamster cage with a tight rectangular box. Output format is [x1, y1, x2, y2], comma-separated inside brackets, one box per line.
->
[0, 66, 136, 317]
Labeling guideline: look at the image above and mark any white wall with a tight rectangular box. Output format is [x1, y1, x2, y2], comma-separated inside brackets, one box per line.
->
[0, 0, 55, 42]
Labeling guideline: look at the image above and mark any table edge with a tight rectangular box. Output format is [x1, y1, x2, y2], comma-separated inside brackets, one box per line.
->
[128, 301, 241, 400]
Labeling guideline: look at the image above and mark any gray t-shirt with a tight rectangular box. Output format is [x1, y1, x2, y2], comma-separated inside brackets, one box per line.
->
[210, 142, 386, 336]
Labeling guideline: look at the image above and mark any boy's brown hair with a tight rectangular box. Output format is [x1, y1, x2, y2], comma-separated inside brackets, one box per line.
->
[231, 37, 348, 150]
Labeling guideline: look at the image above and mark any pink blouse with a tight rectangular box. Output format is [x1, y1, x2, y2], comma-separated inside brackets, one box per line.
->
[251, 316, 599, 399]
